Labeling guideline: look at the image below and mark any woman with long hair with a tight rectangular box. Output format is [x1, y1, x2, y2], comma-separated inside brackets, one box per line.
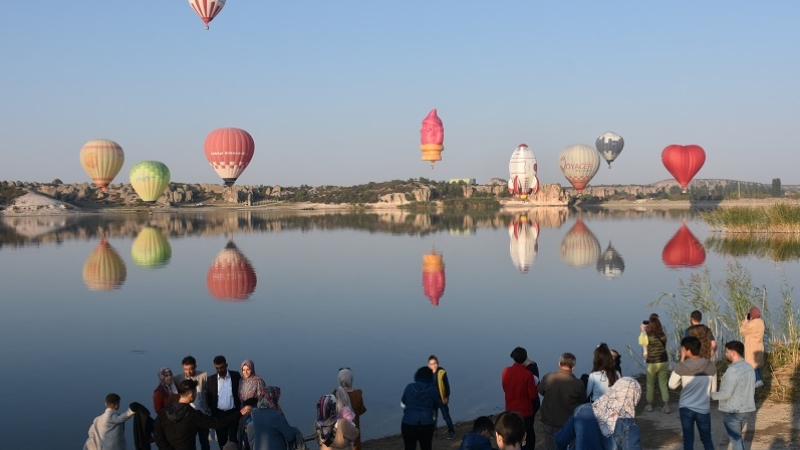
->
[152, 367, 178, 414]
[586, 343, 620, 402]
[333, 368, 367, 450]
[638, 313, 670, 413]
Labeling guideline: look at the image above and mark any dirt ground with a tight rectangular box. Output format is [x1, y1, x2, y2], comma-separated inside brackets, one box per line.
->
[362, 378, 800, 450]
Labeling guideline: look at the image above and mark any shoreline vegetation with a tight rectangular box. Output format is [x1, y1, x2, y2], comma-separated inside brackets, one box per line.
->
[703, 204, 800, 233]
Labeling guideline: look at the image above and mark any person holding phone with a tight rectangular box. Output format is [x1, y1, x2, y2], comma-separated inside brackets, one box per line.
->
[638, 313, 671, 413]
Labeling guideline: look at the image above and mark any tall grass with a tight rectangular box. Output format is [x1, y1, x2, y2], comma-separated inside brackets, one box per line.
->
[703, 204, 800, 233]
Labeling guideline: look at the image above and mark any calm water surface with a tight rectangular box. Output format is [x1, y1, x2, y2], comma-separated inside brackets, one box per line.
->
[1, 208, 797, 449]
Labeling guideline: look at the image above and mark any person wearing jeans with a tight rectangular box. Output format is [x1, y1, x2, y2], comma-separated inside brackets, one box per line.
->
[669, 336, 717, 450]
[711, 341, 756, 450]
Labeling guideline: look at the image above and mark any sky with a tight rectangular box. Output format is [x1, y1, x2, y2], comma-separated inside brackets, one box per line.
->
[2, 1, 799, 187]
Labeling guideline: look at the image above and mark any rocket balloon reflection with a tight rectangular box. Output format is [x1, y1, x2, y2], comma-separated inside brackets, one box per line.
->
[82, 238, 127, 290]
[207, 241, 257, 301]
[422, 250, 445, 306]
[559, 218, 601, 268]
[508, 216, 540, 274]
[662, 223, 706, 268]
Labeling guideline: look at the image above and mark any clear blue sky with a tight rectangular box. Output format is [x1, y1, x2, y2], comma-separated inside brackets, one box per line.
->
[2, 1, 798, 187]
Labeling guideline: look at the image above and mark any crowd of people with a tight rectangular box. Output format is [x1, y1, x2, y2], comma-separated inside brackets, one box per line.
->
[83, 307, 766, 450]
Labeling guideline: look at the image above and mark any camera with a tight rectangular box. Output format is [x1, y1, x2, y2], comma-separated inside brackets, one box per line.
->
[642, 320, 650, 325]
[747, 313, 751, 320]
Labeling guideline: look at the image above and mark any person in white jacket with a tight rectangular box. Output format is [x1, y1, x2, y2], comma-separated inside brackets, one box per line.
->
[669, 336, 717, 450]
[84, 393, 136, 450]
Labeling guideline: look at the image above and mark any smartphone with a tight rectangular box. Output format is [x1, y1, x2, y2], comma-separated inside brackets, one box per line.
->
[747, 313, 751, 320]
[642, 320, 650, 325]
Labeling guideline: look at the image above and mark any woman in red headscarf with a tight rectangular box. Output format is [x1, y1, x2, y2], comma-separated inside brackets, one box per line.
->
[740, 306, 765, 387]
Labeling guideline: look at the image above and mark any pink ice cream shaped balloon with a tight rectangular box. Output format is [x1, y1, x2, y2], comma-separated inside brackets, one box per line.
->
[420, 109, 444, 167]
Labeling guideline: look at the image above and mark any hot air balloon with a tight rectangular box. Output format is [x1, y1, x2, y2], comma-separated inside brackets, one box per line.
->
[420, 109, 444, 168]
[422, 249, 445, 306]
[508, 144, 539, 200]
[204, 128, 256, 187]
[662, 222, 706, 268]
[188, 0, 226, 30]
[559, 217, 601, 268]
[82, 238, 127, 290]
[129, 161, 170, 204]
[508, 215, 540, 273]
[596, 242, 625, 279]
[131, 227, 172, 269]
[207, 241, 258, 301]
[595, 132, 624, 168]
[662, 145, 705, 193]
[79, 139, 125, 191]
[559, 144, 600, 194]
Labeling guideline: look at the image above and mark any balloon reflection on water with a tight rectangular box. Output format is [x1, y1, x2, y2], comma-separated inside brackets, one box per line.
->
[559, 217, 601, 268]
[206, 240, 257, 301]
[596, 242, 625, 279]
[662, 223, 706, 268]
[131, 227, 172, 269]
[82, 238, 127, 291]
[508, 215, 540, 274]
[421, 249, 445, 306]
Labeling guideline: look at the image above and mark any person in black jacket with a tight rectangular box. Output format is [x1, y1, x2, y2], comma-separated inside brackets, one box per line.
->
[154, 380, 250, 450]
[130, 402, 155, 450]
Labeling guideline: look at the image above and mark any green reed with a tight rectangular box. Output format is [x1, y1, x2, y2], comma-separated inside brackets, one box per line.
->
[705, 235, 800, 262]
[703, 204, 800, 233]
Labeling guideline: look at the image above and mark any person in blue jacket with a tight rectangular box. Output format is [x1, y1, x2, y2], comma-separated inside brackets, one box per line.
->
[401, 366, 442, 450]
[458, 416, 494, 450]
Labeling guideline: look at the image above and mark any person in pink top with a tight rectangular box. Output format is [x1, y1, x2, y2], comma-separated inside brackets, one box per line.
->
[502, 347, 539, 450]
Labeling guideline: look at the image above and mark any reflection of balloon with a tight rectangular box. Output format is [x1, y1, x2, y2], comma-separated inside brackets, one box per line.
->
[129, 161, 170, 203]
[131, 227, 172, 269]
[595, 132, 624, 168]
[82, 238, 127, 290]
[559, 144, 600, 194]
[80, 139, 125, 192]
[559, 218, 601, 268]
[596, 242, 625, 278]
[207, 241, 258, 301]
[508, 144, 539, 200]
[188, 0, 226, 30]
[662, 223, 706, 268]
[420, 109, 444, 168]
[508, 216, 540, 273]
[662, 145, 706, 193]
[204, 128, 256, 187]
[422, 250, 445, 306]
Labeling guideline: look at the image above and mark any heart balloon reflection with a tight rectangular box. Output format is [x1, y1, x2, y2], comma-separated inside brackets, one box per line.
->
[662, 223, 706, 268]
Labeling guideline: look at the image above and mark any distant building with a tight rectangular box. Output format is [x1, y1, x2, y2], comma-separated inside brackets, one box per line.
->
[449, 178, 477, 185]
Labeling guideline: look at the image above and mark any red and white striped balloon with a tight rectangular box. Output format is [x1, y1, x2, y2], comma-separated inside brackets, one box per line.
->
[188, 0, 226, 30]
[204, 127, 255, 187]
[558, 144, 600, 194]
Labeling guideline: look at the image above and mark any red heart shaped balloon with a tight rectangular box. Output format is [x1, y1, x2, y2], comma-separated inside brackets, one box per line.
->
[662, 145, 706, 192]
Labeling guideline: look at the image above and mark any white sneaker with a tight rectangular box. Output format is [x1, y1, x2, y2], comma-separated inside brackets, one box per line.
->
[755, 380, 764, 388]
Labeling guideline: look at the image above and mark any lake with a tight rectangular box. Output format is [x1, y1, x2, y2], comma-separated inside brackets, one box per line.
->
[0, 207, 796, 449]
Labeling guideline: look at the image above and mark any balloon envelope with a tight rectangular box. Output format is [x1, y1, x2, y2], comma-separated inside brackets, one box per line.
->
[204, 128, 256, 187]
[188, 0, 226, 29]
[79, 139, 125, 191]
[82, 238, 127, 290]
[662, 145, 706, 192]
[559, 144, 600, 193]
[595, 132, 624, 168]
[662, 223, 706, 268]
[207, 242, 258, 301]
[508, 216, 540, 273]
[129, 161, 170, 203]
[419, 109, 444, 167]
[508, 144, 539, 199]
[422, 251, 445, 306]
[560, 218, 601, 268]
[131, 227, 172, 269]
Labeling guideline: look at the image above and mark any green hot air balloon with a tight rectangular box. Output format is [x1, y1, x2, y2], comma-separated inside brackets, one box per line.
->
[129, 161, 170, 203]
[131, 227, 172, 269]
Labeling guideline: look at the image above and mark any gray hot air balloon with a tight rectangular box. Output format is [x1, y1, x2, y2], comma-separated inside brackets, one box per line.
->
[597, 241, 625, 279]
[595, 132, 625, 168]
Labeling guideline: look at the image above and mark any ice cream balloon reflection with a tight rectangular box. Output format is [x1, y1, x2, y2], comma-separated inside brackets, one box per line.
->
[207, 241, 257, 301]
[662, 223, 706, 268]
[596, 242, 625, 279]
[422, 249, 445, 306]
[508, 216, 540, 273]
[131, 227, 172, 269]
[559, 218, 601, 268]
[82, 238, 127, 290]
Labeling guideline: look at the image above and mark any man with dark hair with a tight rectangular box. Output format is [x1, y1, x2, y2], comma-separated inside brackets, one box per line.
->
[428, 354, 456, 439]
[174, 355, 211, 450]
[711, 341, 755, 450]
[458, 416, 494, 450]
[539, 353, 586, 450]
[502, 347, 538, 450]
[84, 393, 136, 450]
[206, 355, 242, 448]
[495, 411, 526, 450]
[683, 310, 717, 360]
[155, 380, 249, 450]
[669, 336, 717, 450]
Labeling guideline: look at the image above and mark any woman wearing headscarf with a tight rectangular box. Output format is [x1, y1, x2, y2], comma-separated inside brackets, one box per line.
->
[333, 368, 367, 450]
[740, 306, 766, 387]
[152, 367, 179, 415]
[638, 313, 670, 413]
[318, 406, 360, 450]
[239, 360, 282, 410]
[554, 377, 642, 450]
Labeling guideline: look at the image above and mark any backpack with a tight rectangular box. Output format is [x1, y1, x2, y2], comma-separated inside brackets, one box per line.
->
[314, 394, 338, 446]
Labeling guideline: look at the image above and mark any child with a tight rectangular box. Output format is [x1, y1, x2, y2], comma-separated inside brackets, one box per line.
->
[84, 393, 136, 450]
[458, 416, 494, 450]
[495, 411, 526, 450]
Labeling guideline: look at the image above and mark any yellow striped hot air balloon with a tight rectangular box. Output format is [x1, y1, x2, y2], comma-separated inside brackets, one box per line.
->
[131, 227, 172, 269]
[82, 238, 127, 290]
[79, 139, 125, 191]
[129, 161, 170, 203]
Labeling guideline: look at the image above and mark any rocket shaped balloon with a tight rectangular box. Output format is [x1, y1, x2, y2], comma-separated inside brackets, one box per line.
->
[420, 109, 444, 168]
[508, 143, 539, 200]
